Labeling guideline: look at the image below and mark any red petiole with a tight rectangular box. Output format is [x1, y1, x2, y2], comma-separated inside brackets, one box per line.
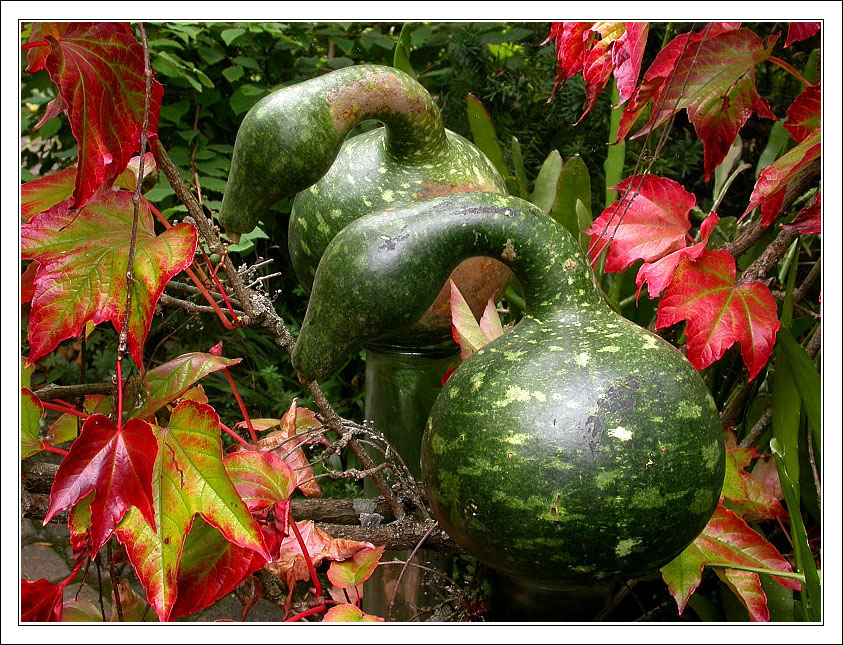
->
[222, 368, 258, 444]
[41, 401, 89, 420]
[288, 509, 323, 599]
[218, 422, 252, 448]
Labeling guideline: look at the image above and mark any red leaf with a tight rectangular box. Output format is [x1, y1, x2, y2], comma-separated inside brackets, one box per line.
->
[620, 28, 776, 180]
[612, 22, 649, 104]
[635, 212, 719, 300]
[21, 191, 197, 366]
[721, 430, 787, 521]
[579, 24, 622, 124]
[169, 517, 267, 621]
[224, 450, 297, 512]
[784, 84, 821, 144]
[21, 262, 39, 305]
[20, 167, 75, 221]
[21, 561, 82, 622]
[43, 414, 158, 557]
[744, 127, 821, 226]
[546, 22, 593, 97]
[656, 250, 780, 379]
[586, 174, 697, 272]
[785, 22, 821, 47]
[661, 503, 800, 621]
[25, 23, 164, 209]
[782, 191, 821, 235]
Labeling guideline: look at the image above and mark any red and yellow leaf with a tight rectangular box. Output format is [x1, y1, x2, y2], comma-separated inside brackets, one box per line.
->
[115, 400, 269, 621]
[21, 190, 197, 366]
[656, 250, 780, 379]
[43, 414, 158, 557]
[251, 400, 323, 498]
[21, 563, 81, 622]
[322, 603, 384, 622]
[169, 516, 267, 621]
[20, 167, 75, 222]
[744, 127, 821, 226]
[635, 212, 719, 299]
[661, 503, 800, 622]
[722, 431, 787, 521]
[25, 22, 164, 209]
[327, 545, 385, 589]
[619, 28, 776, 180]
[132, 351, 242, 420]
[586, 175, 697, 273]
[224, 450, 297, 512]
[784, 84, 820, 144]
[21, 387, 44, 459]
[449, 280, 503, 361]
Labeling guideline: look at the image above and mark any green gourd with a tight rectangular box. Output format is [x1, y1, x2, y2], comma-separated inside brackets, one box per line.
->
[292, 192, 725, 586]
[218, 64, 509, 342]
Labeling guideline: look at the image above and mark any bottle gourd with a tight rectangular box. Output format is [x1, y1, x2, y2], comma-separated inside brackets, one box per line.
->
[219, 64, 509, 343]
[292, 193, 725, 586]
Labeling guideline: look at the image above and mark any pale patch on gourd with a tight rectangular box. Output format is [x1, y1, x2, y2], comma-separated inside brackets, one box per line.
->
[504, 432, 530, 445]
[643, 335, 660, 350]
[381, 189, 395, 202]
[533, 391, 547, 403]
[471, 370, 486, 389]
[564, 399, 580, 409]
[598, 345, 621, 353]
[585, 326, 597, 333]
[378, 166, 387, 174]
[494, 385, 533, 407]
[631, 487, 666, 509]
[677, 401, 702, 419]
[606, 332, 623, 338]
[346, 173, 355, 185]
[608, 426, 633, 441]
[575, 352, 590, 367]
[547, 345, 564, 352]
[701, 439, 722, 469]
[315, 212, 330, 235]
[430, 433, 448, 455]
[690, 488, 714, 514]
[615, 538, 640, 558]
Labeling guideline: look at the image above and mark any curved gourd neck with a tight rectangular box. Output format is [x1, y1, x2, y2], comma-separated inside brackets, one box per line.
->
[293, 193, 604, 381]
[219, 65, 447, 234]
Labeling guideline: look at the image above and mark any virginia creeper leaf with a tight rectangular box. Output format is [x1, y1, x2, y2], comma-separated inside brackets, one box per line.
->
[784, 84, 820, 144]
[264, 520, 374, 599]
[326, 545, 386, 589]
[449, 280, 503, 361]
[586, 174, 697, 273]
[43, 414, 158, 557]
[115, 400, 270, 621]
[478, 295, 505, 343]
[224, 450, 297, 512]
[25, 22, 164, 209]
[545, 22, 592, 96]
[68, 491, 94, 561]
[20, 167, 75, 221]
[744, 127, 821, 226]
[579, 23, 622, 124]
[322, 603, 384, 622]
[20, 563, 81, 622]
[21, 387, 44, 459]
[21, 190, 198, 366]
[635, 212, 719, 300]
[619, 28, 776, 180]
[656, 250, 780, 379]
[132, 351, 242, 419]
[169, 516, 267, 621]
[661, 503, 800, 622]
[782, 192, 820, 235]
[785, 22, 821, 47]
[611, 22, 649, 106]
[721, 430, 787, 521]
[250, 400, 323, 498]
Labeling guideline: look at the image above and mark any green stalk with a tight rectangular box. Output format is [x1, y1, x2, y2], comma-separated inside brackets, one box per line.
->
[603, 79, 625, 207]
[706, 564, 806, 584]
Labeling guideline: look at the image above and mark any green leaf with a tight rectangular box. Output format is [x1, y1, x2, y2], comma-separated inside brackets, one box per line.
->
[551, 154, 592, 238]
[510, 137, 529, 199]
[193, 68, 214, 89]
[322, 603, 383, 622]
[529, 150, 563, 214]
[393, 23, 415, 77]
[132, 351, 242, 420]
[225, 225, 269, 254]
[771, 347, 801, 488]
[776, 327, 821, 448]
[575, 199, 594, 253]
[755, 121, 789, 178]
[222, 65, 244, 83]
[230, 84, 269, 116]
[770, 440, 821, 621]
[21, 358, 34, 389]
[21, 388, 43, 459]
[466, 93, 510, 182]
[197, 46, 225, 66]
[221, 28, 246, 46]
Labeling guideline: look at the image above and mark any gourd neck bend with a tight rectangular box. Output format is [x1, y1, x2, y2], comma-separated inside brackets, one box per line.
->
[219, 65, 448, 236]
[293, 193, 604, 382]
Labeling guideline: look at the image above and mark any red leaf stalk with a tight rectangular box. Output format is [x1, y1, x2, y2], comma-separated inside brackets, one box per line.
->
[41, 401, 89, 420]
[218, 422, 252, 448]
[284, 603, 327, 622]
[21, 39, 49, 51]
[768, 56, 811, 87]
[41, 444, 70, 456]
[222, 368, 258, 443]
[289, 510, 323, 599]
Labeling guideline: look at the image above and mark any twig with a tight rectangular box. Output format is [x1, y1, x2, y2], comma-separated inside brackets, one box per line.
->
[806, 322, 822, 359]
[34, 382, 114, 401]
[739, 408, 773, 449]
[158, 292, 246, 318]
[112, 21, 153, 424]
[107, 540, 124, 621]
[592, 580, 635, 622]
[808, 426, 821, 497]
[387, 520, 439, 621]
[738, 228, 800, 285]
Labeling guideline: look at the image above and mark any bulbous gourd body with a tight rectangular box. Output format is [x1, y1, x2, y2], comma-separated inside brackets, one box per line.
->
[292, 193, 725, 587]
[219, 65, 509, 343]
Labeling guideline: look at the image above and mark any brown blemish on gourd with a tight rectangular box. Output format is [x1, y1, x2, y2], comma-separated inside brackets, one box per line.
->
[501, 239, 517, 261]
[413, 181, 491, 201]
[327, 72, 436, 131]
[564, 258, 577, 271]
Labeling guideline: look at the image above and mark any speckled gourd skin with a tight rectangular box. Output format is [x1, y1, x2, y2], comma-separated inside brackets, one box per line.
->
[292, 193, 725, 587]
[218, 65, 508, 343]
